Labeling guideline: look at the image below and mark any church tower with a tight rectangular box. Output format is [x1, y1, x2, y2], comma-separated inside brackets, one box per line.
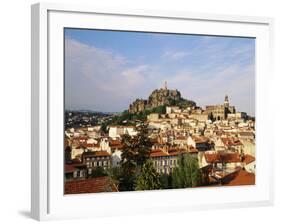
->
[224, 95, 229, 107]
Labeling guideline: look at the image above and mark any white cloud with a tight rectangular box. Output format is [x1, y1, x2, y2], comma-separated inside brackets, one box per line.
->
[165, 63, 255, 115]
[65, 38, 149, 112]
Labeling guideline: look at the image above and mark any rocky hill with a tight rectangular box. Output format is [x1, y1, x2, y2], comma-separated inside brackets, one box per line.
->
[128, 88, 196, 114]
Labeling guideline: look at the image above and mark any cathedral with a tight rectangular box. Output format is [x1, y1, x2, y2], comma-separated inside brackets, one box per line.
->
[205, 95, 236, 120]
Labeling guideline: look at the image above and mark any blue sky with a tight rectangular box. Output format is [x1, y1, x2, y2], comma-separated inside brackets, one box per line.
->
[65, 28, 255, 115]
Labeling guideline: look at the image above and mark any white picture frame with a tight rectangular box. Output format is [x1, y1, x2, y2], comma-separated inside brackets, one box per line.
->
[31, 2, 275, 221]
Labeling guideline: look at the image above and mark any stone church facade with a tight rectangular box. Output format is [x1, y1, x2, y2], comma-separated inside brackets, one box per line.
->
[205, 95, 235, 120]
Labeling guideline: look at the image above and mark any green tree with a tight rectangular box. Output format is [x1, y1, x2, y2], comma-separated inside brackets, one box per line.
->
[119, 123, 152, 191]
[106, 166, 124, 190]
[100, 122, 109, 133]
[135, 160, 161, 191]
[88, 167, 107, 178]
[159, 173, 172, 189]
[172, 153, 202, 188]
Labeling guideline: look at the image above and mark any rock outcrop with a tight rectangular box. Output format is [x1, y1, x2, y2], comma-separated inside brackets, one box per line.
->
[129, 99, 148, 114]
[129, 88, 196, 114]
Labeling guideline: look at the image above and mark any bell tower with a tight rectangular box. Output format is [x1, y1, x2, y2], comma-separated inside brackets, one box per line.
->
[224, 95, 229, 107]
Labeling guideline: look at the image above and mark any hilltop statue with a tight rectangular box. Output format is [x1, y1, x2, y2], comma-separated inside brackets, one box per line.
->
[164, 80, 167, 90]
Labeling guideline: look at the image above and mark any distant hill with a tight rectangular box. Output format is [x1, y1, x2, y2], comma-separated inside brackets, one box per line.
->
[65, 109, 120, 115]
[128, 88, 196, 114]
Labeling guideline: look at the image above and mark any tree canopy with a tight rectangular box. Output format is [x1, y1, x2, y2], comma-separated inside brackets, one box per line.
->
[172, 153, 202, 188]
[118, 123, 152, 191]
[135, 160, 161, 191]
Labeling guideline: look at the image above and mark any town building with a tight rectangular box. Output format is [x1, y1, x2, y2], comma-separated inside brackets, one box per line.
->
[166, 106, 182, 114]
[150, 147, 181, 174]
[81, 151, 112, 175]
[108, 125, 137, 139]
[64, 92, 255, 192]
[187, 135, 213, 151]
[215, 137, 244, 153]
[205, 95, 236, 120]
[150, 146, 198, 174]
[64, 163, 87, 180]
[147, 113, 159, 121]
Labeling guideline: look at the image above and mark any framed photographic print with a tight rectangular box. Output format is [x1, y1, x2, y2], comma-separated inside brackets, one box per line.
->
[31, 2, 274, 221]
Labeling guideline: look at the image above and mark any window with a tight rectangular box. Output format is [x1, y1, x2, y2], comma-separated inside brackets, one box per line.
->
[98, 161, 102, 166]
[93, 161, 97, 167]
[104, 161, 107, 166]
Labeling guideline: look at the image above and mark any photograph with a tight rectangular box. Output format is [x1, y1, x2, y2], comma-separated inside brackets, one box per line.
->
[63, 28, 256, 194]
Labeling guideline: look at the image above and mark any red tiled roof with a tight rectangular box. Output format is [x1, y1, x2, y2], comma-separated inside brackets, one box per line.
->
[204, 151, 241, 163]
[110, 139, 121, 145]
[223, 169, 255, 186]
[73, 136, 88, 141]
[204, 152, 219, 163]
[83, 150, 111, 157]
[193, 136, 209, 143]
[65, 164, 86, 173]
[150, 149, 168, 157]
[94, 151, 111, 156]
[221, 137, 243, 147]
[64, 177, 118, 194]
[72, 158, 82, 164]
[109, 140, 124, 149]
[65, 164, 78, 173]
[242, 154, 255, 165]
[77, 143, 99, 149]
[150, 148, 186, 157]
[168, 148, 185, 156]
[188, 146, 199, 153]
[219, 152, 241, 163]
